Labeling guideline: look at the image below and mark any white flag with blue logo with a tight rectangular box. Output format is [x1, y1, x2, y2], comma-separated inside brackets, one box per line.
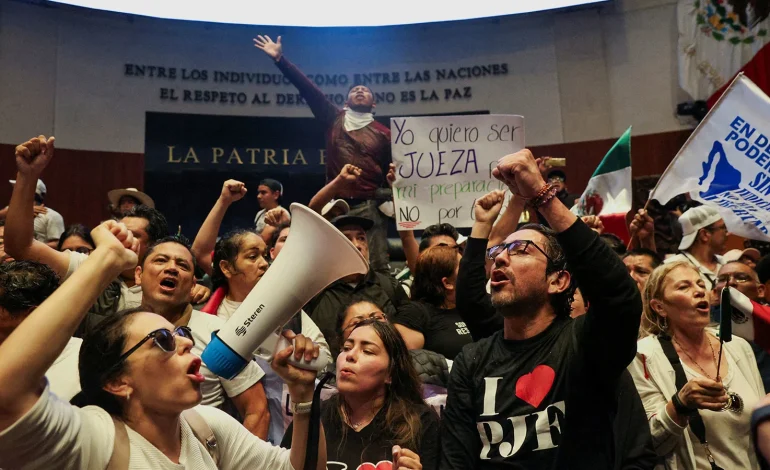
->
[650, 73, 770, 242]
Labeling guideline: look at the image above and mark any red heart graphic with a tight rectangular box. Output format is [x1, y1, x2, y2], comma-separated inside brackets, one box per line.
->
[515, 364, 555, 408]
[356, 462, 392, 470]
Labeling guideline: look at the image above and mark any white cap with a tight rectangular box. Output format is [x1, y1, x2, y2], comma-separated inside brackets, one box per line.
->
[9, 179, 46, 198]
[321, 199, 350, 219]
[677, 206, 723, 251]
[456, 234, 468, 245]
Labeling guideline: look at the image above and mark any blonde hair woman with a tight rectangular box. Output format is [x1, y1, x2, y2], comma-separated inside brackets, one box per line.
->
[629, 261, 764, 469]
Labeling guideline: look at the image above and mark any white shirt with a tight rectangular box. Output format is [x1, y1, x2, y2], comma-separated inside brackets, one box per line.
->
[45, 337, 83, 401]
[33, 207, 64, 243]
[665, 252, 725, 291]
[254, 206, 290, 234]
[682, 355, 760, 470]
[0, 383, 294, 470]
[188, 310, 265, 408]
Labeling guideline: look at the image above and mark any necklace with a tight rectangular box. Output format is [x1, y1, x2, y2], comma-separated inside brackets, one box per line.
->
[673, 334, 744, 414]
[673, 335, 718, 380]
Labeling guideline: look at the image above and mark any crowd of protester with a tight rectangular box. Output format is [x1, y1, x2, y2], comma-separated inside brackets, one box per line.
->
[3, 34, 770, 470]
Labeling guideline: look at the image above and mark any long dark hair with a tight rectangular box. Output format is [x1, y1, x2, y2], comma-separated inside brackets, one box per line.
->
[211, 229, 257, 290]
[411, 245, 458, 307]
[78, 308, 146, 417]
[327, 319, 428, 455]
[56, 224, 94, 252]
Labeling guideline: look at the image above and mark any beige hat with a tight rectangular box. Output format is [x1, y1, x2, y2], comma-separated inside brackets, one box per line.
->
[108, 188, 155, 209]
[677, 206, 723, 251]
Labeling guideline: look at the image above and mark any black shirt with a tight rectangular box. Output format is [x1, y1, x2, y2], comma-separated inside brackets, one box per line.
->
[305, 269, 408, 353]
[439, 219, 643, 470]
[395, 301, 472, 359]
[283, 399, 440, 470]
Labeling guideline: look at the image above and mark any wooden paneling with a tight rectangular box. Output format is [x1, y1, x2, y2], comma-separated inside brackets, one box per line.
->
[0, 144, 144, 229]
[0, 128, 692, 230]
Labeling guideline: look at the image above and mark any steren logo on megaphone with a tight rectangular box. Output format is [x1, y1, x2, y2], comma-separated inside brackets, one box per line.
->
[235, 326, 247, 337]
[241, 303, 266, 329]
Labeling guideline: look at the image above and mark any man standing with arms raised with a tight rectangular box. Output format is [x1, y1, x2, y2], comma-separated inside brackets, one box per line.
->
[254, 35, 392, 273]
[439, 149, 642, 469]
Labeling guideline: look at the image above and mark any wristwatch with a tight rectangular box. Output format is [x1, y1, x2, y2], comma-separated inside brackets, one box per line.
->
[672, 391, 698, 417]
[291, 401, 313, 415]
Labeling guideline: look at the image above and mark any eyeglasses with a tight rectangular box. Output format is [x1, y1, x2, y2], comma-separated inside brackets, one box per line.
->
[715, 273, 755, 284]
[487, 240, 553, 263]
[115, 326, 194, 365]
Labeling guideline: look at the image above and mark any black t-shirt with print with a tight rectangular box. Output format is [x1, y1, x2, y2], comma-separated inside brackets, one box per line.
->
[395, 301, 472, 359]
[439, 219, 643, 470]
[283, 399, 440, 470]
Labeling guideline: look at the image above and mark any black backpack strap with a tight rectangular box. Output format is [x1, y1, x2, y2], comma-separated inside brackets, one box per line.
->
[658, 334, 724, 470]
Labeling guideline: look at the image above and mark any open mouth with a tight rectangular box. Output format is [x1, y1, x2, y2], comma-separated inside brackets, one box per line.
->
[187, 358, 205, 383]
[695, 300, 710, 312]
[490, 269, 509, 289]
[159, 277, 177, 290]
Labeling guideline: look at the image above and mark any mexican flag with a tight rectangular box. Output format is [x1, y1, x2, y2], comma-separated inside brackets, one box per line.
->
[727, 287, 770, 353]
[573, 127, 633, 242]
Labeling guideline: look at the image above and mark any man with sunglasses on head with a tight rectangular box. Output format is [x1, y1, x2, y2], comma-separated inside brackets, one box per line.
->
[132, 235, 271, 438]
[440, 149, 643, 470]
[664, 205, 728, 291]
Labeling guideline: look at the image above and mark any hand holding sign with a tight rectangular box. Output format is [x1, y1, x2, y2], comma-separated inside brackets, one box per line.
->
[493, 149, 547, 199]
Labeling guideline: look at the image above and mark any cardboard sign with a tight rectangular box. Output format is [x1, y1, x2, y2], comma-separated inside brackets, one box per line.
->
[390, 114, 524, 230]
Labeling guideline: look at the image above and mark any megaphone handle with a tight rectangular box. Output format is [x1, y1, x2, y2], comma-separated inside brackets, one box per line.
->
[276, 336, 327, 372]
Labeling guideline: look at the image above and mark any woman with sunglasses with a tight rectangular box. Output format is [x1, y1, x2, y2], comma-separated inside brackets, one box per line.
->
[394, 245, 472, 360]
[284, 318, 437, 470]
[0, 220, 325, 469]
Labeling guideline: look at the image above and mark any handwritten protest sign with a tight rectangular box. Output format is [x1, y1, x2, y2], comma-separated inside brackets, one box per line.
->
[651, 74, 770, 242]
[390, 114, 524, 231]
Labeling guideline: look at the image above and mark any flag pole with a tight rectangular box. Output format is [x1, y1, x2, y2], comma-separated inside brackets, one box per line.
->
[629, 74, 746, 252]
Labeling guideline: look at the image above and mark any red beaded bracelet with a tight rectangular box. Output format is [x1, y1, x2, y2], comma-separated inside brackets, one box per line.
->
[529, 183, 558, 208]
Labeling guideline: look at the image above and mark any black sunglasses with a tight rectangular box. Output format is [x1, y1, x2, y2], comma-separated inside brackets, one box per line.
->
[115, 326, 194, 365]
[487, 239, 554, 263]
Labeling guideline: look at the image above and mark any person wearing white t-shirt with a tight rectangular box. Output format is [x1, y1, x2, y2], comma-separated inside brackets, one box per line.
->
[135, 235, 271, 438]
[665, 205, 728, 292]
[2, 178, 65, 247]
[4, 155, 211, 335]
[0, 213, 325, 469]
[254, 178, 290, 244]
[0, 259, 83, 401]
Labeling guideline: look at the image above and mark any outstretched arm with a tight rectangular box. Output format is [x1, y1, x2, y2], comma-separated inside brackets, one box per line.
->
[308, 164, 361, 214]
[254, 35, 338, 126]
[455, 190, 506, 340]
[0, 220, 138, 431]
[5, 136, 71, 279]
[488, 193, 525, 248]
[191, 179, 247, 275]
[495, 149, 641, 377]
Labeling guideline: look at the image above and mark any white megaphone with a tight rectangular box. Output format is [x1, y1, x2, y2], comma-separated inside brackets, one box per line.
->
[202, 203, 368, 379]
